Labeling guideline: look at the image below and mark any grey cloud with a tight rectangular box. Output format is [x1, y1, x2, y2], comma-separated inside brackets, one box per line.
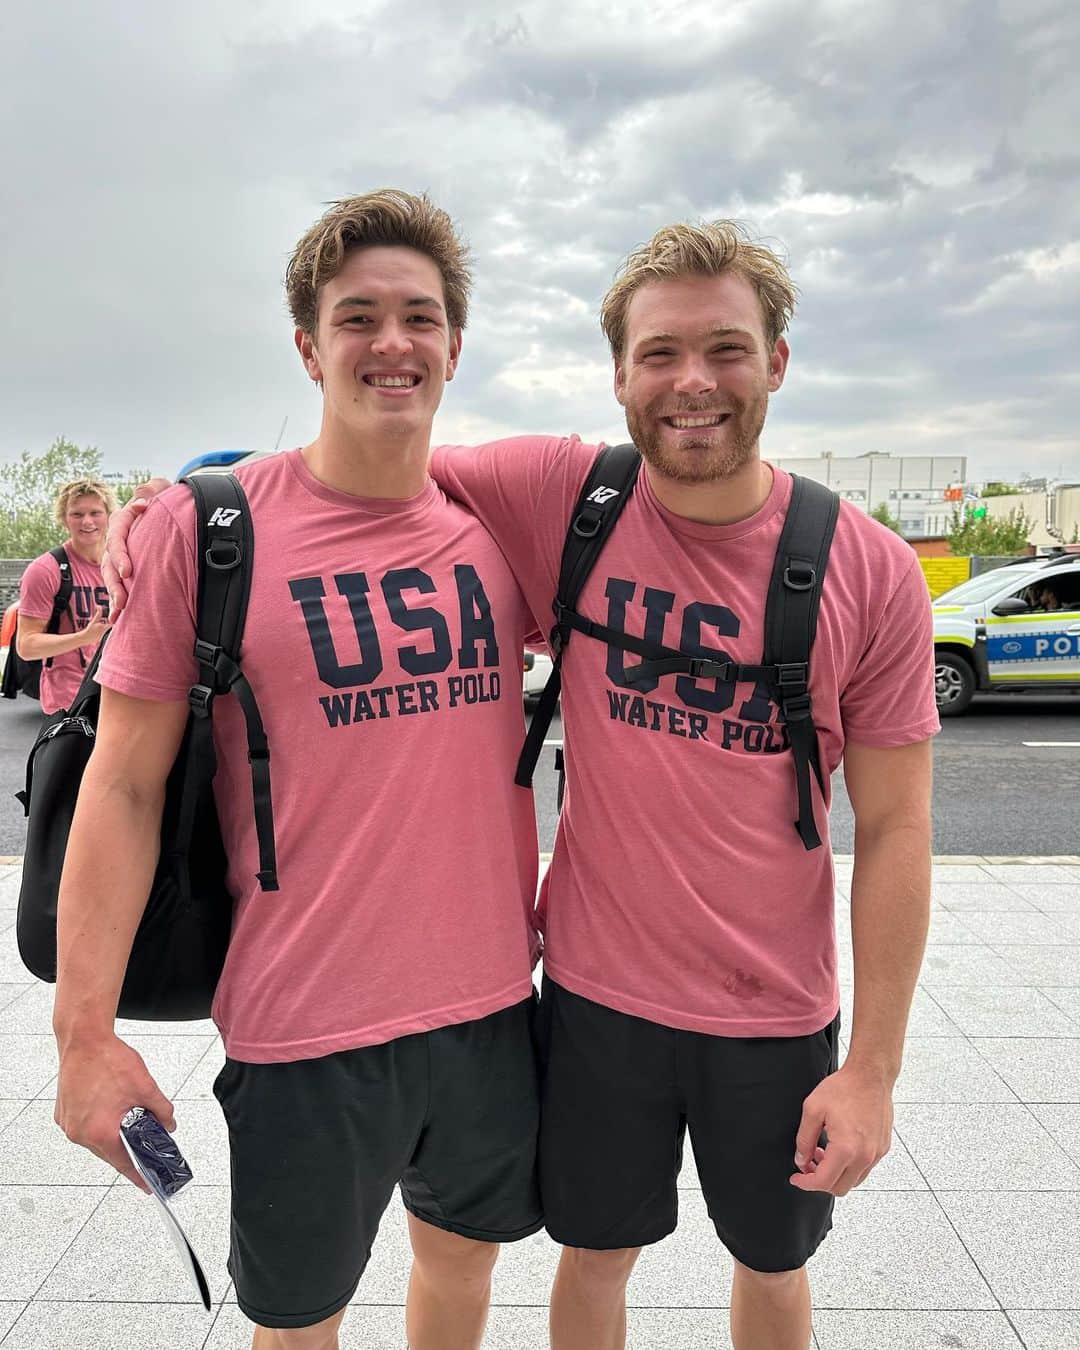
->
[0, 0, 1077, 481]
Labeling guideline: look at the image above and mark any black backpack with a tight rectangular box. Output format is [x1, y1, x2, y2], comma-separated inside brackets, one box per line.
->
[1, 545, 78, 701]
[516, 444, 840, 850]
[15, 473, 279, 1020]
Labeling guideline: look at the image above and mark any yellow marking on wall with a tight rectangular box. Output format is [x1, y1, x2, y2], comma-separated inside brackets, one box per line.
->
[920, 557, 971, 598]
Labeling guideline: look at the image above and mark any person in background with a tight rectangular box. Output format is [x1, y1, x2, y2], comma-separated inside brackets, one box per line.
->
[16, 477, 115, 713]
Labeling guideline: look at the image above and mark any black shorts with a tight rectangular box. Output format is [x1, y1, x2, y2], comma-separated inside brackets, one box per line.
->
[536, 977, 839, 1272]
[213, 997, 542, 1329]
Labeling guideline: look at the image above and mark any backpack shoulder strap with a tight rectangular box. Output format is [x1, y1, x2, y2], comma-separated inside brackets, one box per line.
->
[47, 546, 74, 626]
[180, 473, 279, 891]
[40, 545, 76, 670]
[514, 443, 641, 789]
[554, 443, 642, 625]
[762, 474, 840, 850]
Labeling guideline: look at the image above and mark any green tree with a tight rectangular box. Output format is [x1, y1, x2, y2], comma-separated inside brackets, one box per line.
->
[0, 438, 150, 558]
[869, 502, 903, 534]
[946, 506, 1033, 557]
[981, 482, 1021, 498]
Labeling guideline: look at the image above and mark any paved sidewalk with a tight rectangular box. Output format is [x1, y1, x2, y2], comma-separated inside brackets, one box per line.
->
[2, 857, 1080, 1349]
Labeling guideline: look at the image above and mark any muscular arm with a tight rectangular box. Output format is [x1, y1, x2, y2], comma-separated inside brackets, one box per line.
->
[843, 737, 934, 1081]
[52, 687, 189, 1185]
[790, 737, 933, 1197]
[17, 612, 108, 662]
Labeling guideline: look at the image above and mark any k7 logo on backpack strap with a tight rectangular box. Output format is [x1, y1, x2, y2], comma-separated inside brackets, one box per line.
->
[207, 507, 242, 527]
[586, 486, 621, 506]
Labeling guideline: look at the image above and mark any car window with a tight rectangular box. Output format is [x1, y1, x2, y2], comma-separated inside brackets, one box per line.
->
[935, 568, 1041, 606]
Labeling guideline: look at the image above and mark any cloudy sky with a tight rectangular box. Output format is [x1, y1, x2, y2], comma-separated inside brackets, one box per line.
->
[2, 0, 1077, 483]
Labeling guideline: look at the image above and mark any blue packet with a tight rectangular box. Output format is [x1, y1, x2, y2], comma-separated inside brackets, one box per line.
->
[119, 1107, 193, 1198]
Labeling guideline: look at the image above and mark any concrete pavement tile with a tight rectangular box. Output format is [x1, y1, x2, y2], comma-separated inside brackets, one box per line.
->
[0, 1185, 107, 1299]
[1007, 1310, 1080, 1349]
[958, 911, 1076, 946]
[808, 1192, 995, 1309]
[0, 986, 28, 1014]
[857, 1132, 928, 1191]
[926, 909, 988, 944]
[1029, 1105, 1080, 1168]
[918, 946, 1026, 987]
[120, 1034, 217, 1099]
[0, 873, 20, 909]
[486, 1307, 554, 1349]
[907, 988, 963, 1036]
[0, 1302, 215, 1348]
[0, 1034, 56, 1098]
[995, 946, 1080, 986]
[932, 865, 1000, 884]
[974, 1038, 1080, 1104]
[1015, 884, 1080, 911]
[937, 1192, 1080, 1307]
[0, 1304, 25, 1340]
[172, 1098, 231, 1187]
[1042, 987, 1080, 1023]
[1043, 911, 1080, 943]
[814, 1310, 1024, 1349]
[933, 884, 1036, 912]
[38, 1182, 232, 1303]
[174, 1038, 226, 1099]
[0, 981, 54, 1034]
[893, 1039, 1017, 1103]
[0, 936, 35, 985]
[926, 986, 1079, 1037]
[893, 1102, 1080, 1190]
[0, 1100, 117, 1185]
[985, 865, 1079, 886]
[0, 1100, 26, 1134]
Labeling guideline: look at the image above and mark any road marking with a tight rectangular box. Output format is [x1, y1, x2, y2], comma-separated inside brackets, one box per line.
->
[1022, 741, 1080, 747]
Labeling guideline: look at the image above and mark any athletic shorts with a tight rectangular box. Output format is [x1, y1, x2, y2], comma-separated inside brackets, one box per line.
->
[213, 996, 542, 1329]
[536, 977, 839, 1272]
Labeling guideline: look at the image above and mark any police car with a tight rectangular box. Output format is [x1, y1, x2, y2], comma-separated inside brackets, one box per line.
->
[932, 553, 1080, 715]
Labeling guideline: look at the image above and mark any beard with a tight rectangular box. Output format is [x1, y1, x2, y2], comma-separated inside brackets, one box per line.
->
[625, 388, 768, 485]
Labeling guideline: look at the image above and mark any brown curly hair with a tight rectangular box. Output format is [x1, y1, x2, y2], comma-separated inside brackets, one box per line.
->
[286, 190, 472, 338]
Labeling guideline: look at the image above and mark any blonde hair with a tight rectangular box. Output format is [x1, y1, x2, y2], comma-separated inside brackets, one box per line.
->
[53, 478, 118, 529]
[600, 220, 798, 357]
[285, 190, 472, 337]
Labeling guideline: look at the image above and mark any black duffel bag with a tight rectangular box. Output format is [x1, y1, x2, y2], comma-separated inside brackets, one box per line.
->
[14, 472, 279, 1020]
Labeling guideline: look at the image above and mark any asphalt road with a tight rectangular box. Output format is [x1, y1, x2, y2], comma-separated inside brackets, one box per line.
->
[531, 695, 1080, 857]
[0, 692, 1077, 858]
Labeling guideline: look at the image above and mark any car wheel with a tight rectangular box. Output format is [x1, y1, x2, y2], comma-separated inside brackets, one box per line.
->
[935, 651, 976, 716]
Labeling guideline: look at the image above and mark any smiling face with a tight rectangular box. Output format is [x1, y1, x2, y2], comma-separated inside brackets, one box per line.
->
[296, 245, 461, 454]
[64, 494, 109, 547]
[614, 271, 788, 485]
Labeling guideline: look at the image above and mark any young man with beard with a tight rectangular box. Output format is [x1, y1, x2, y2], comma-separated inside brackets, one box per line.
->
[108, 220, 939, 1350]
[15, 477, 115, 713]
[53, 192, 543, 1350]
[430, 223, 939, 1350]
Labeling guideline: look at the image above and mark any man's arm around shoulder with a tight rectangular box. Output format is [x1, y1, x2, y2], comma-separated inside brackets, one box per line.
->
[53, 687, 189, 1189]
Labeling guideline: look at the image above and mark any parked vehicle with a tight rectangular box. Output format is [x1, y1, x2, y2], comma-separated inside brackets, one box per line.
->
[932, 554, 1080, 714]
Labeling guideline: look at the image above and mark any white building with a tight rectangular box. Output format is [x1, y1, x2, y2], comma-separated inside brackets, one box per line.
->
[770, 451, 966, 538]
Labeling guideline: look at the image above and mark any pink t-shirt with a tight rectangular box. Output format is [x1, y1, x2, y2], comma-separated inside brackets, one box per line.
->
[431, 437, 941, 1037]
[18, 547, 107, 714]
[98, 449, 540, 1063]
